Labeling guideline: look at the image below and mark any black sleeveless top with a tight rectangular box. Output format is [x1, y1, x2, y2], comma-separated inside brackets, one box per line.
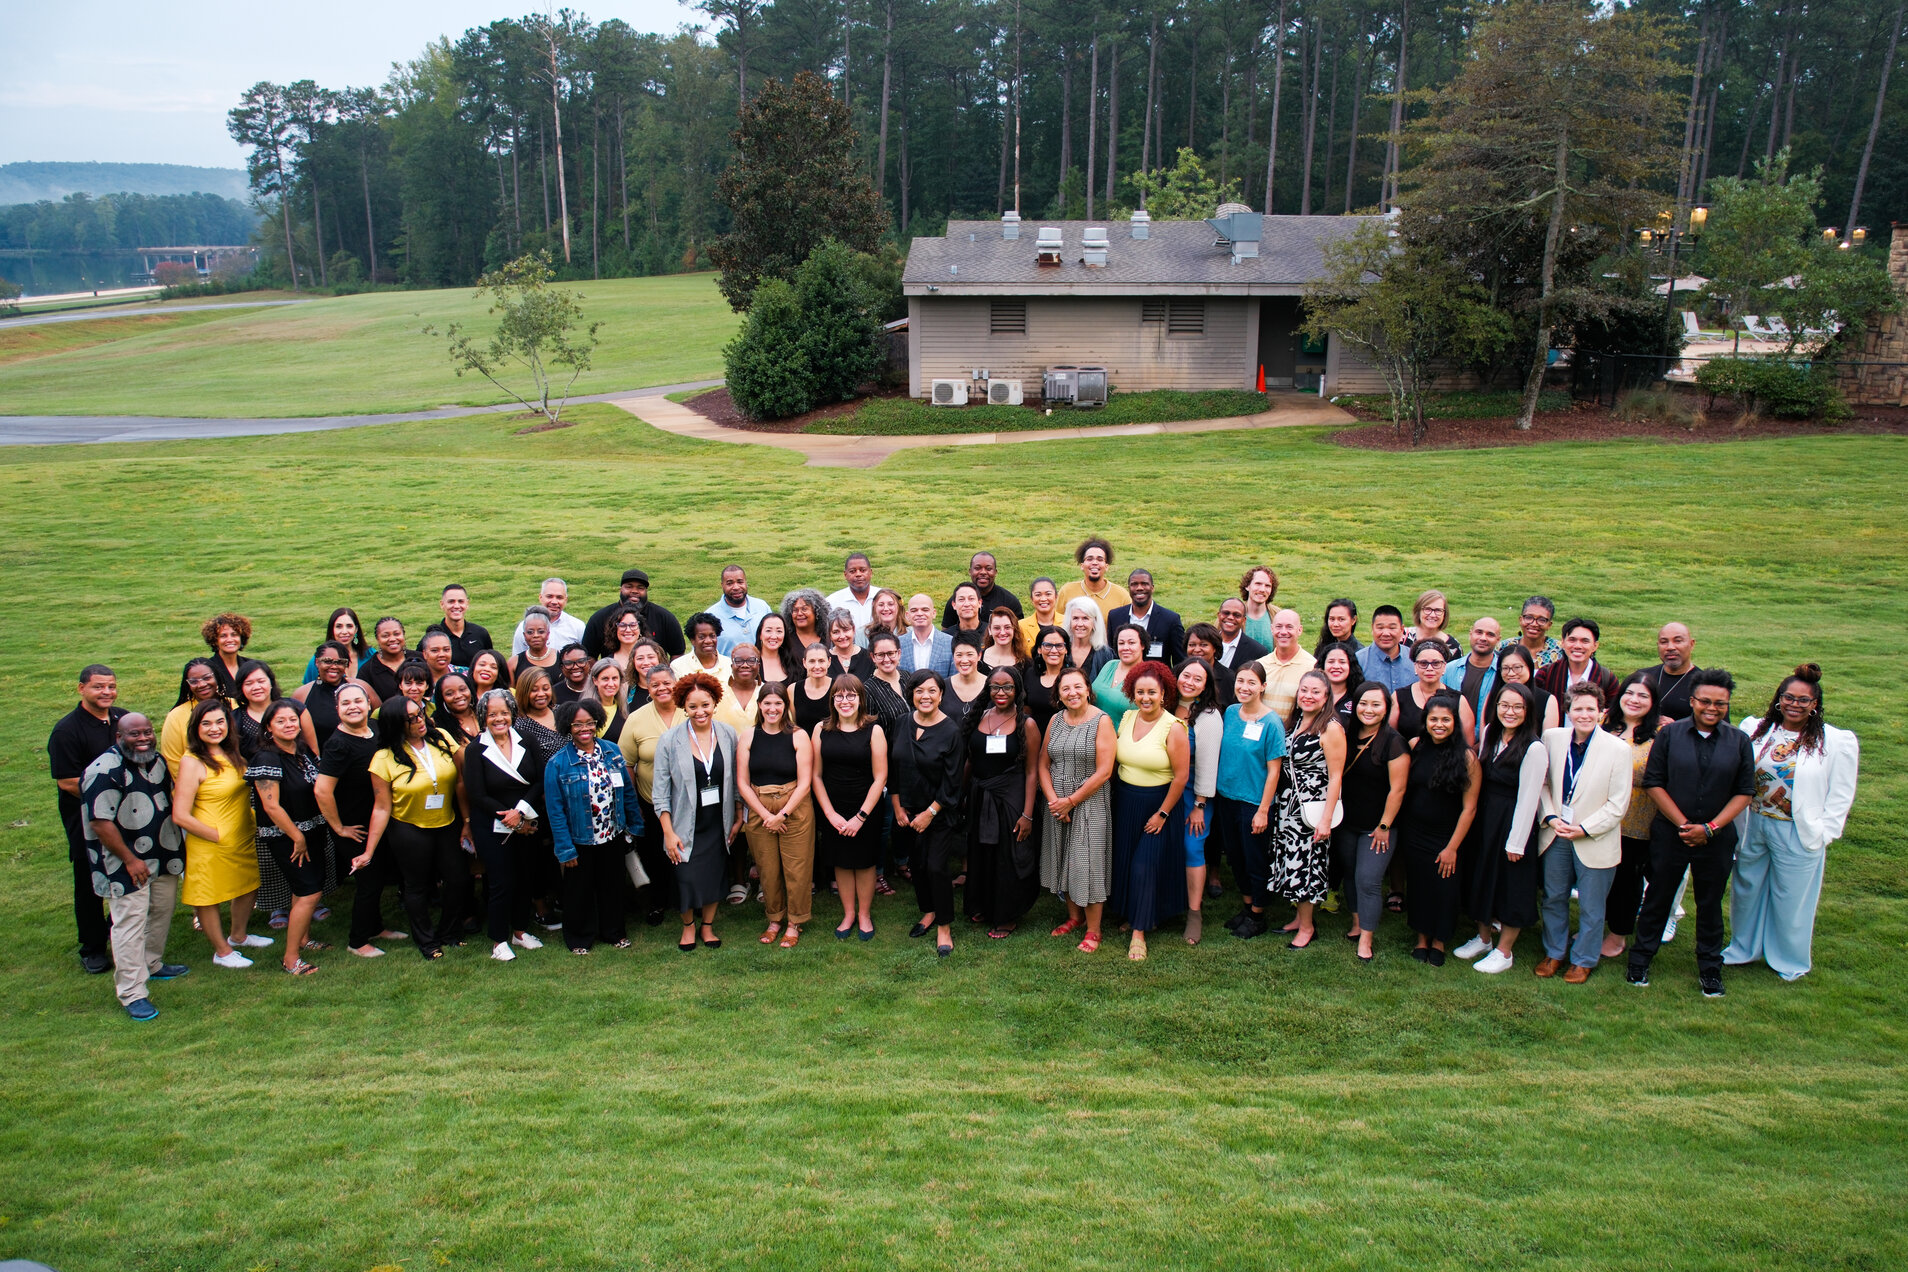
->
[749, 726, 799, 785]
[305, 680, 342, 749]
[966, 713, 1026, 782]
[792, 681, 833, 733]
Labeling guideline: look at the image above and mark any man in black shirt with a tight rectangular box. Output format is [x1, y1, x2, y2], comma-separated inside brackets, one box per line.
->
[942, 551, 1022, 629]
[1627, 667, 1756, 997]
[1634, 621, 1700, 723]
[424, 583, 492, 673]
[582, 568, 687, 658]
[48, 664, 127, 973]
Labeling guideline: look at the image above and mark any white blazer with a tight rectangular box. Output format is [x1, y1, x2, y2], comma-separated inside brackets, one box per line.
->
[1737, 717, 1860, 853]
[1536, 726, 1632, 868]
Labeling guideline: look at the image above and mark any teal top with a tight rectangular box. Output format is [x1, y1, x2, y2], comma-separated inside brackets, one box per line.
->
[1243, 611, 1275, 649]
[1091, 657, 1135, 722]
[1216, 703, 1289, 804]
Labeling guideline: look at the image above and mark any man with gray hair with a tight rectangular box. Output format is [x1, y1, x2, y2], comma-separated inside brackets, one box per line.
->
[511, 577, 586, 656]
[82, 713, 189, 1020]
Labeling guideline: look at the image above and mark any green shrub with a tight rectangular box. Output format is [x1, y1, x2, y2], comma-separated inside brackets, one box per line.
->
[1694, 356, 1847, 420]
[796, 239, 882, 404]
[723, 279, 815, 420]
[1614, 388, 1701, 428]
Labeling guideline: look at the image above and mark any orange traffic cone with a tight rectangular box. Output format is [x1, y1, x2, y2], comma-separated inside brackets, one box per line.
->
[1257, 364, 1266, 393]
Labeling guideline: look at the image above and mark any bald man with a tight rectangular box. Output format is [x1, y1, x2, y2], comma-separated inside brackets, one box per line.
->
[1443, 616, 1502, 727]
[900, 594, 954, 676]
[1636, 622, 1701, 722]
[82, 713, 190, 1018]
[1255, 609, 1317, 720]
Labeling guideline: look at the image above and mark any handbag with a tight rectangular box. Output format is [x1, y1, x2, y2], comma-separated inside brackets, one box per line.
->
[1300, 799, 1344, 831]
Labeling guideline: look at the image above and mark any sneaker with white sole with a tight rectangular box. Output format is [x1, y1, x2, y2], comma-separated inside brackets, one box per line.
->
[212, 951, 253, 969]
[491, 942, 516, 962]
[1452, 936, 1492, 961]
[233, 934, 274, 949]
[1474, 949, 1514, 974]
[511, 931, 544, 950]
[1661, 915, 1679, 942]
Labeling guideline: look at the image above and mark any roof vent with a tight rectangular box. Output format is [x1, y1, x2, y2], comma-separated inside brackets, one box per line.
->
[1207, 210, 1262, 262]
[1082, 226, 1109, 267]
[1129, 209, 1150, 239]
[1036, 226, 1064, 266]
[1002, 210, 1021, 241]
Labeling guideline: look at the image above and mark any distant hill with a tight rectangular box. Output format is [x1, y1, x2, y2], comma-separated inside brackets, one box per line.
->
[0, 162, 250, 205]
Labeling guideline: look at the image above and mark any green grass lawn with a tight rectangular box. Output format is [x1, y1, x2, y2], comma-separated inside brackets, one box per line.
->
[805, 388, 1275, 434]
[0, 273, 736, 417]
[1, 410, 1904, 1270]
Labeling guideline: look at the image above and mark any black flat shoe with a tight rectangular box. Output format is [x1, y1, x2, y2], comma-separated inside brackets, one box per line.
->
[836, 924, 855, 940]
[936, 943, 953, 957]
[678, 941, 696, 953]
[908, 920, 933, 939]
[1357, 950, 1374, 963]
[1410, 946, 1430, 963]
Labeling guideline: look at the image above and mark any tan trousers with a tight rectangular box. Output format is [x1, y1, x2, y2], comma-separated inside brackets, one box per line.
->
[109, 873, 180, 1006]
[744, 783, 816, 925]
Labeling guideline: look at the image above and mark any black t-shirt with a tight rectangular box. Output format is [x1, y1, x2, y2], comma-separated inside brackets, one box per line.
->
[357, 654, 405, 704]
[1340, 726, 1409, 831]
[1459, 660, 1491, 716]
[318, 728, 379, 827]
[49, 703, 127, 842]
[1639, 663, 1700, 721]
[247, 743, 323, 840]
[423, 622, 492, 673]
[942, 582, 1022, 629]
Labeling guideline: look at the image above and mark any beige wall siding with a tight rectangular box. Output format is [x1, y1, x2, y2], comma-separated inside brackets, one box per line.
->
[915, 297, 1252, 395]
[1321, 342, 1486, 396]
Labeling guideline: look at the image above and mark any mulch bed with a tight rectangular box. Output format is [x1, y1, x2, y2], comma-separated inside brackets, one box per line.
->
[680, 385, 904, 434]
[1333, 399, 1908, 451]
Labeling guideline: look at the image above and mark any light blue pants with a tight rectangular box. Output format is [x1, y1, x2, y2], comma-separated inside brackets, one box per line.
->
[1723, 813, 1823, 980]
[1541, 845, 1616, 967]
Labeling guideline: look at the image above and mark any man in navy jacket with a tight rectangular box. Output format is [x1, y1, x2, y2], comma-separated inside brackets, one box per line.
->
[1107, 569, 1185, 665]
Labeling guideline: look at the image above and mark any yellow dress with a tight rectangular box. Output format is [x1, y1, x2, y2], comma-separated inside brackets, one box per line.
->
[180, 757, 260, 906]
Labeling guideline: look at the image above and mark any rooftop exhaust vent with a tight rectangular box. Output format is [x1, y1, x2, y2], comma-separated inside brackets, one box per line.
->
[1207, 209, 1263, 261]
[1002, 210, 1021, 240]
[1035, 226, 1064, 266]
[1082, 226, 1109, 267]
[1129, 209, 1150, 239]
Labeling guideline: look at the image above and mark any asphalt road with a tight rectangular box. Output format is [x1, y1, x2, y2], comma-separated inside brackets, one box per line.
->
[0, 299, 312, 329]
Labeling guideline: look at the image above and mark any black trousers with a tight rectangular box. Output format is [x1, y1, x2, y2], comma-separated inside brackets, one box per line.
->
[632, 796, 676, 914]
[387, 820, 469, 956]
[346, 833, 398, 948]
[67, 828, 111, 956]
[1605, 835, 1652, 937]
[1401, 832, 1460, 944]
[473, 824, 536, 944]
[1629, 829, 1734, 977]
[1211, 795, 1270, 910]
[562, 840, 628, 949]
[896, 814, 957, 921]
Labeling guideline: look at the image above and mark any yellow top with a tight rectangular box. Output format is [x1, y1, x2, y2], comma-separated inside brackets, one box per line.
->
[1254, 648, 1318, 721]
[160, 701, 195, 778]
[1056, 578, 1131, 623]
[1018, 614, 1061, 651]
[715, 684, 760, 736]
[1115, 710, 1182, 787]
[368, 740, 461, 828]
[618, 701, 680, 803]
[179, 755, 259, 907]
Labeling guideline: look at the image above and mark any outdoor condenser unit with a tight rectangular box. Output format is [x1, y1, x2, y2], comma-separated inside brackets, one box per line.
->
[986, 378, 1024, 405]
[929, 378, 969, 406]
[1043, 366, 1078, 403]
[1072, 366, 1110, 408]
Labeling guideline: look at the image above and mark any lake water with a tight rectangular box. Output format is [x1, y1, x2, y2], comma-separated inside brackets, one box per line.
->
[0, 253, 150, 296]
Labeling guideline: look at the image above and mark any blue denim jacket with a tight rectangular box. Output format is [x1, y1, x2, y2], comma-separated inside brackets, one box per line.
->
[544, 741, 644, 863]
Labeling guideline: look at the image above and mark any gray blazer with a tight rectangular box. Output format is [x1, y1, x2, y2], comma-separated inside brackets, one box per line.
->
[899, 629, 953, 677]
[651, 719, 742, 845]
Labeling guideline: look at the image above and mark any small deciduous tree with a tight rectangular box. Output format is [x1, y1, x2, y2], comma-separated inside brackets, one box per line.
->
[424, 251, 601, 424]
[724, 278, 816, 420]
[1305, 222, 1511, 445]
[1129, 147, 1246, 219]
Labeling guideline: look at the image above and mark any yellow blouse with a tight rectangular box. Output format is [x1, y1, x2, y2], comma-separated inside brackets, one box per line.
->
[368, 740, 460, 828]
[618, 702, 679, 803]
[1115, 710, 1182, 787]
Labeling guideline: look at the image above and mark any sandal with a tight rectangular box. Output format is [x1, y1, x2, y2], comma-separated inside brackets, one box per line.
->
[1050, 918, 1082, 937]
[424, 947, 446, 960]
[1128, 935, 1148, 962]
[302, 939, 332, 951]
[875, 876, 896, 896]
[759, 922, 783, 945]
[612, 939, 632, 949]
[987, 926, 1016, 940]
[282, 959, 318, 975]
[779, 926, 800, 949]
[1077, 931, 1102, 954]
[701, 926, 722, 950]
[571, 946, 591, 956]
[726, 883, 749, 905]
[1385, 891, 1404, 913]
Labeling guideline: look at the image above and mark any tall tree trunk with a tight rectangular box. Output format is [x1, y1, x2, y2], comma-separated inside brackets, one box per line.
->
[1848, 0, 1906, 236]
[998, 74, 1010, 213]
[1141, 17, 1159, 181]
[1086, 34, 1099, 218]
[1219, 49, 1232, 187]
[1765, 20, 1791, 161]
[276, 146, 299, 292]
[591, 104, 601, 279]
[1384, 1, 1409, 212]
[1185, 22, 1197, 149]
[1300, 21, 1321, 215]
[1736, 88, 1763, 177]
[360, 140, 376, 282]
[1244, 49, 1256, 149]
[1060, 47, 1074, 213]
[842, 5, 851, 106]
[1106, 38, 1119, 202]
[1674, 15, 1711, 212]
[511, 122, 522, 248]
[1262, 0, 1286, 212]
[1518, 130, 1569, 432]
[899, 119, 911, 229]
[877, 0, 894, 205]
[1322, 26, 1340, 210]
[547, 35, 573, 263]
[312, 178, 327, 284]
[1345, 37, 1373, 212]
[540, 123, 552, 232]
[619, 101, 631, 252]
[1013, 0, 1023, 212]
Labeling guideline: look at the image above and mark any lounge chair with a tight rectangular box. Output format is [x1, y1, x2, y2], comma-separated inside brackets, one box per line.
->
[1742, 315, 1776, 340]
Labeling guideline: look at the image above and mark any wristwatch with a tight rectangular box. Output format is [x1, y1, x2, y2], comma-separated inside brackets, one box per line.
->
[1376, 822, 1390, 831]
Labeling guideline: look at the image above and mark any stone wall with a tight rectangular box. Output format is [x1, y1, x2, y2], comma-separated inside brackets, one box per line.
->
[1834, 223, 1908, 407]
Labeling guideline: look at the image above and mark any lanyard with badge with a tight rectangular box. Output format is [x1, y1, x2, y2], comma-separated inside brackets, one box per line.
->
[1561, 738, 1589, 823]
[691, 728, 722, 807]
[1242, 710, 1266, 743]
[410, 743, 446, 810]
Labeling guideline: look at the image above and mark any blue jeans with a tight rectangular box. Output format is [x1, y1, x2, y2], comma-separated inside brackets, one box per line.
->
[1541, 844, 1616, 967]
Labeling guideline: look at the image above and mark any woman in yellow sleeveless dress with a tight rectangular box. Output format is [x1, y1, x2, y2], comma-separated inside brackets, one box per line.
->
[171, 702, 264, 967]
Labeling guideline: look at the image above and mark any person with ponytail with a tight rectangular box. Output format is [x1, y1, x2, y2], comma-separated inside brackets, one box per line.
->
[1722, 665, 1859, 982]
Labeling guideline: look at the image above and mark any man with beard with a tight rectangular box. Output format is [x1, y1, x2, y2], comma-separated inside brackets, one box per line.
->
[583, 568, 686, 659]
[82, 713, 190, 1019]
[1636, 621, 1701, 723]
[1056, 537, 1130, 622]
[1108, 568, 1185, 664]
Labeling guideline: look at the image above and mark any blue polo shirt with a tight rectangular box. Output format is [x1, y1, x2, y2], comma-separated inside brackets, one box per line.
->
[1357, 643, 1415, 692]
[1216, 704, 1289, 804]
[707, 596, 774, 654]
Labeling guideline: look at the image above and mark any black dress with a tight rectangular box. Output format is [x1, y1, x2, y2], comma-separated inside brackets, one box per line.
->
[678, 749, 730, 911]
[1026, 673, 1064, 737]
[816, 726, 880, 870]
[964, 714, 1036, 925]
[792, 680, 835, 733]
[1400, 742, 1468, 944]
[1395, 685, 1436, 741]
[305, 680, 342, 750]
[1463, 740, 1542, 929]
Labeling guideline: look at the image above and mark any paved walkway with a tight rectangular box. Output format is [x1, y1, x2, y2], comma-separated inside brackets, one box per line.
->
[0, 299, 313, 329]
[0, 380, 724, 446]
[610, 391, 1357, 468]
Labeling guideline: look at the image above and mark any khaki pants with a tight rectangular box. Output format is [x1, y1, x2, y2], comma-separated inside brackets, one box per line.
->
[744, 783, 816, 925]
[109, 873, 180, 1006]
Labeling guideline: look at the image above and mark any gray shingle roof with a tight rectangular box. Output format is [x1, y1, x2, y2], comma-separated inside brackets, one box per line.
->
[901, 215, 1384, 296]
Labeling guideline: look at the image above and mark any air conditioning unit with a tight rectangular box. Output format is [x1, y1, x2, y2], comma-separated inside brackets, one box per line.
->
[1042, 365, 1078, 403]
[986, 378, 1023, 405]
[1073, 366, 1110, 408]
[929, 379, 969, 406]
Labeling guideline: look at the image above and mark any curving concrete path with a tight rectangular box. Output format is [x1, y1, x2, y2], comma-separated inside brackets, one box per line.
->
[609, 390, 1358, 468]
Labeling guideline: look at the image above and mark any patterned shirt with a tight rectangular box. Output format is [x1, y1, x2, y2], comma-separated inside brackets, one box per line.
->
[582, 745, 617, 844]
[1751, 728, 1799, 821]
[80, 745, 185, 898]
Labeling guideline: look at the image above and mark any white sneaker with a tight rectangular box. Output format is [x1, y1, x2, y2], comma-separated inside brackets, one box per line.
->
[1662, 915, 1680, 942]
[233, 934, 274, 949]
[511, 932, 544, 950]
[1453, 936, 1493, 961]
[1474, 949, 1514, 974]
[212, 951, 253, 969]
[490, 942, 516, 962]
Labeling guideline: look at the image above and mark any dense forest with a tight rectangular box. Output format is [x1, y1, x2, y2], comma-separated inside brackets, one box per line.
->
[0, 192, 258, 253]
[224, 0, 1904, 290]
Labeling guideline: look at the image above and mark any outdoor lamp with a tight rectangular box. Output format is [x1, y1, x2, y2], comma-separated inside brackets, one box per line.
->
[1822, 227, 1838, 242]
[1688, 205, 1707, 235]
[1638, 227, 1653, 244]
[1851, 227, 1867, 245]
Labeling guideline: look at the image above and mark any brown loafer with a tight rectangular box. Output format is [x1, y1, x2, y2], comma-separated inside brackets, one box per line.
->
[1534, 956, 1564, 978]
[1563, 963, 1592, 984]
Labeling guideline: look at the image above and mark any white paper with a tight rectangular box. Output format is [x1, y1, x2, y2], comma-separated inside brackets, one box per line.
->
[610, 771, 624, 788]
[986, 735, 1007, 754]
[1147, 642, 1164, 658]
[493, 818, 513, 834]
[1243, 722, 1264, 742]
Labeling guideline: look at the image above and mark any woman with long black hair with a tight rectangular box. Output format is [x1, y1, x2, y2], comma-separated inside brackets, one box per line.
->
[303, 607, 368, 684]
[246, 699, 328, 975]
[963, 666, 1042, 939]
[1601, 671, 1662, 959]
[1453, 682, 1547, 975]
[1399, 695, 1480, 966]
[353, 698, 468, 960]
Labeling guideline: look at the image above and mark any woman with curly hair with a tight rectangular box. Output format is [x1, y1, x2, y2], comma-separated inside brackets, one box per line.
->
[652, 671, 741, 951]
[184, 612, 252, 704]
[1108, 660, 1189, 961]
[782, 589, 830, 653]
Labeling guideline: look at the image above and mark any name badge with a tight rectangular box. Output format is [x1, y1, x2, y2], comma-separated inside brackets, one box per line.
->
[700, 785, 721, 807]
[986, 735, 1007, 754]
[1243, 722, 1264, 742]
[493, 818, 513, 834]
[610, 771, 624, 788]
[1147, 642, 1164, 658]
[425, 793, 446, 810]
[1558, 803, 1575, 826]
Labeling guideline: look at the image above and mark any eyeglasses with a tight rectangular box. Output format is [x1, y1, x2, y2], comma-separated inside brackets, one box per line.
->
[1415, 659, 1445, 668]
[731, 657, 761, 666]
[1777, 693, 1816, 707]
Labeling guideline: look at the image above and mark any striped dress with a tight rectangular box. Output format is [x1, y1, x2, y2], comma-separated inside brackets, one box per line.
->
[1040, 707, 1112, 905]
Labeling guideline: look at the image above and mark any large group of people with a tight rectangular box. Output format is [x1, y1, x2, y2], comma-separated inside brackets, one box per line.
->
[51, 548, 1860, 1022]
